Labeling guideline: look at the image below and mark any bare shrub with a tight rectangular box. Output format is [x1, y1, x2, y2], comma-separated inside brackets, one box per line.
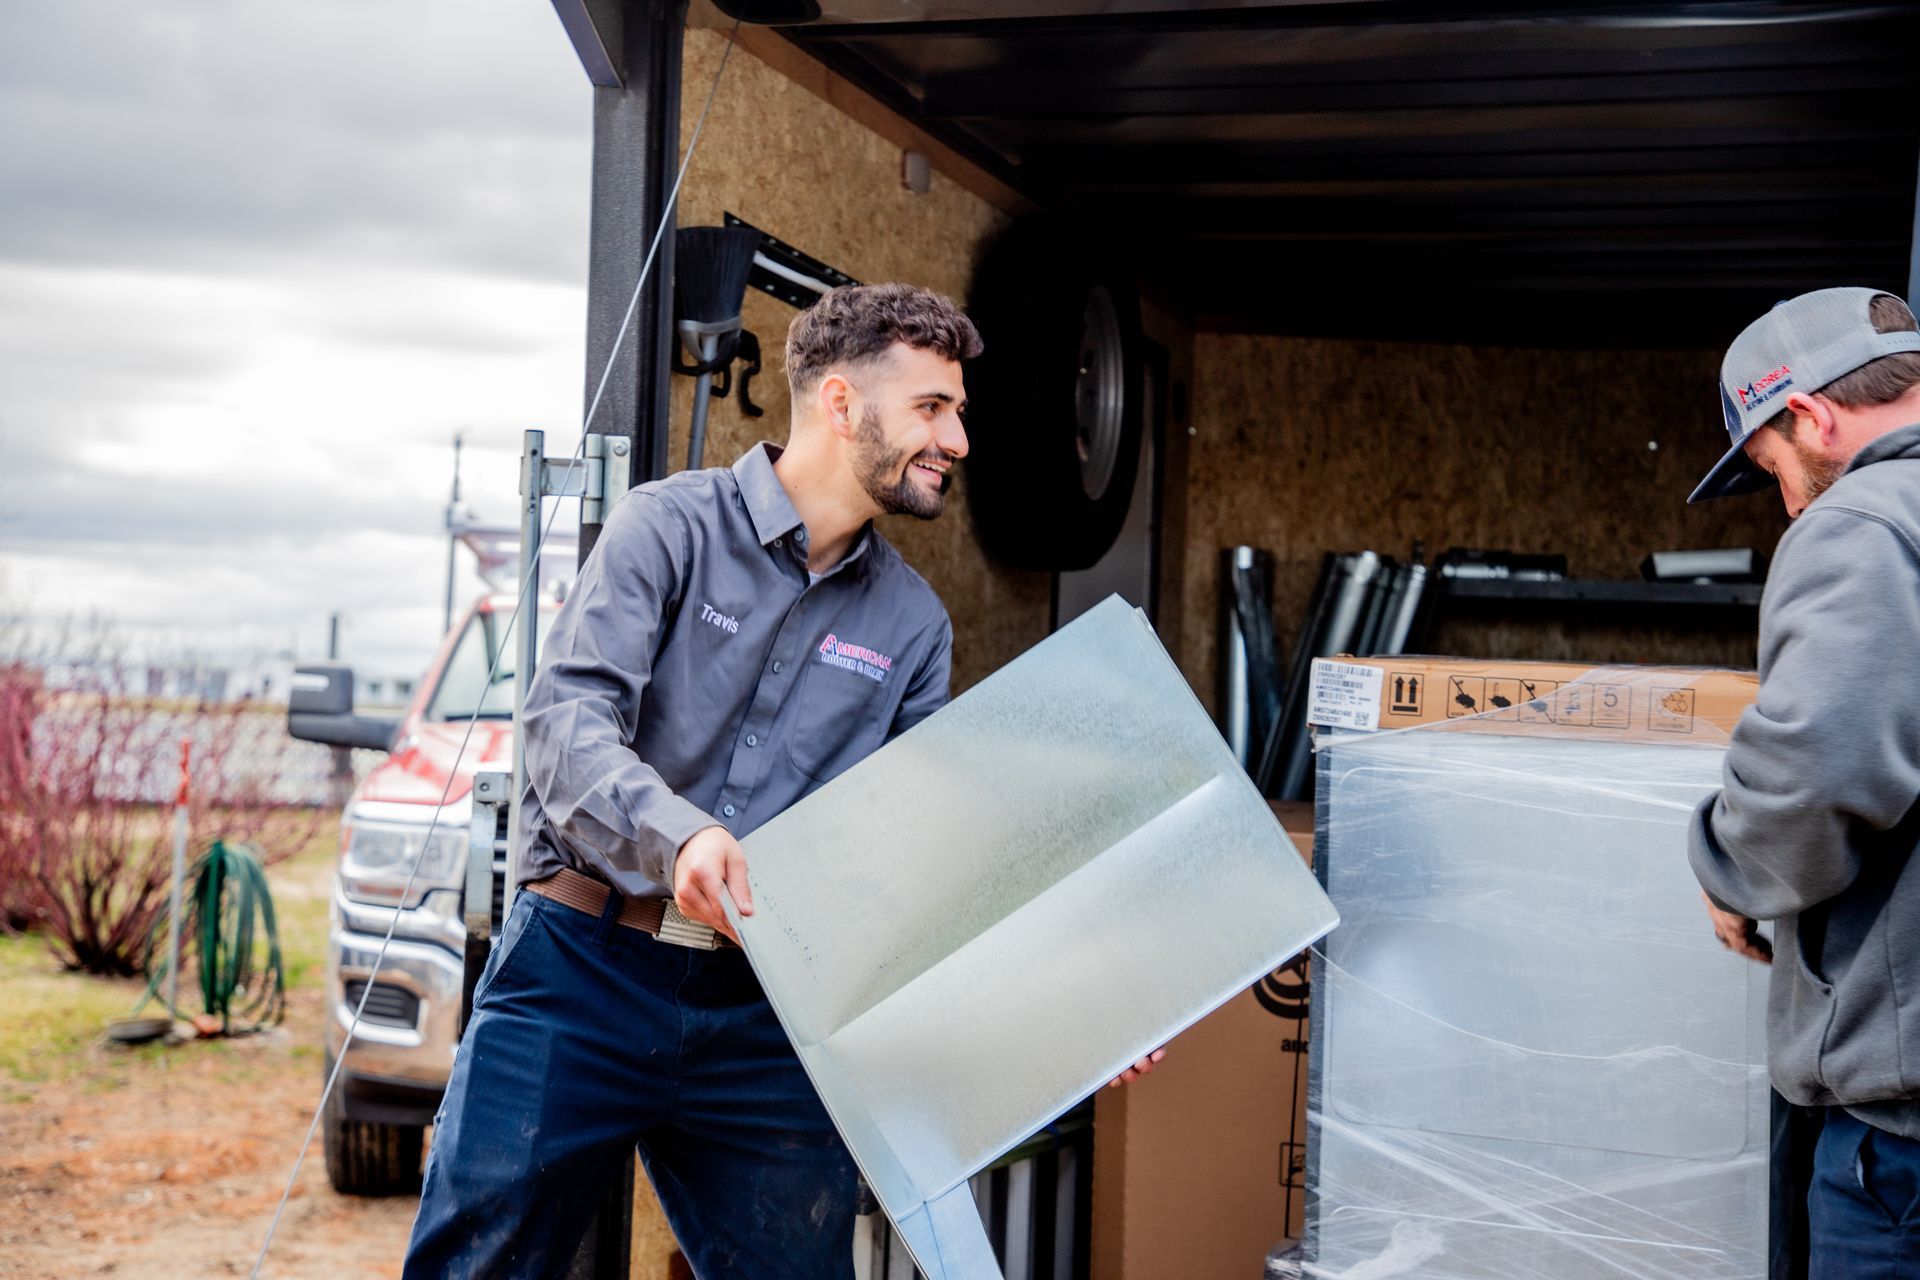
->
[0, 618, 324, 975]
[0, 659, 48, 931]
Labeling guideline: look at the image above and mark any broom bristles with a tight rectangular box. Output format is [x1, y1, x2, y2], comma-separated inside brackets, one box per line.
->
[675, 226, 763, 325]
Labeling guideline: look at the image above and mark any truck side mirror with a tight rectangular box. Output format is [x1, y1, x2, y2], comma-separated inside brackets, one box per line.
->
[288, 662, 402, 752]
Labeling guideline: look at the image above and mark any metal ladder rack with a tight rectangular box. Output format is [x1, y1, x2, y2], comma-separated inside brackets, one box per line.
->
[461, 770, 512, 1032]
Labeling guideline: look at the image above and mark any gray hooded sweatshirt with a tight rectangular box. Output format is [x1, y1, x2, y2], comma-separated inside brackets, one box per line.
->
[1690, 421, 1920, 1137]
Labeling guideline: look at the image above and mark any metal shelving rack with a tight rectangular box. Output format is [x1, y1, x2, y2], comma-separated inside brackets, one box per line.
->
[1436, 578, 1763, 610]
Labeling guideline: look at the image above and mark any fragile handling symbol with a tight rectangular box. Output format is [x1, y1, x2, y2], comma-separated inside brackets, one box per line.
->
[1446, 675, 1486, 718]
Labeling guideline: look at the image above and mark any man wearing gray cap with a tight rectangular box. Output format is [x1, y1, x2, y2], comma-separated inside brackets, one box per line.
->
[1687, 287, 1920, 1277]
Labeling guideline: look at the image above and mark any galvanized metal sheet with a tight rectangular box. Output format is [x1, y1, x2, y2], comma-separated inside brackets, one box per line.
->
[729, 596, 1340, 1278]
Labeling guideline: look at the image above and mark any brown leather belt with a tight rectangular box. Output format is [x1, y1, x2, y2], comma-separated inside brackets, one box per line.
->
[525, 865, 732, 950]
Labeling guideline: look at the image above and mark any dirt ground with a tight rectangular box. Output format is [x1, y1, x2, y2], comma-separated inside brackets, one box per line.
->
[0, 836, 417, 1279]
[0, 825, 688, 1280]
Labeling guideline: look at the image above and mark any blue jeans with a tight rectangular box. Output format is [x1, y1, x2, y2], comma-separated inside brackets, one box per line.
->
[403, 890, 856, 1279]
[1809, 1108, 1920, 1278]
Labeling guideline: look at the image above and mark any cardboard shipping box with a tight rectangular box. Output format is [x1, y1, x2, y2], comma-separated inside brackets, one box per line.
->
[1089, 804, 1315, 1280]
[1307, 654, 1758, 743]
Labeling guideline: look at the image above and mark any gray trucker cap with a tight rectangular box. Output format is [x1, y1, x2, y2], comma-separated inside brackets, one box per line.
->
[1690, 287, 1920, 503]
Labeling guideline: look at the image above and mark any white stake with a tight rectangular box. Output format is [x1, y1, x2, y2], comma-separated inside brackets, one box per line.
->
[167, 736, 189, 1018]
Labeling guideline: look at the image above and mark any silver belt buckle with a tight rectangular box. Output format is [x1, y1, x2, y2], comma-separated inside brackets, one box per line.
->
[656, 899, 721, 950]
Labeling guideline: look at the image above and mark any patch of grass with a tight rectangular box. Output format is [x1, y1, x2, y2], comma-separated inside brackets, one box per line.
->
[0, 812, 340, 1086]
[273, 818, 340, 993]
[0, 931, 146, 1082]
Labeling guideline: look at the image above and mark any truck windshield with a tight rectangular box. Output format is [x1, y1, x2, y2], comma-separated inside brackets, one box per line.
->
[426, 608, 558, 722]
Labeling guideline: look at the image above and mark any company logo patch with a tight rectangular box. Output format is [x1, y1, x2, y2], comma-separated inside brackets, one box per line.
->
[1720, 384, 1743, 437]
[1733, 363, 1793, 417]
[816, 633, 893, 683]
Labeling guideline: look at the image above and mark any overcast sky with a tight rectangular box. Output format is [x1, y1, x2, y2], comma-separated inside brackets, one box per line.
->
[0, 0, 598, 677]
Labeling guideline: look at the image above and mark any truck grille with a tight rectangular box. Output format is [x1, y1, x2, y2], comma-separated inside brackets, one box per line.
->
[343, 979, 421, 1029]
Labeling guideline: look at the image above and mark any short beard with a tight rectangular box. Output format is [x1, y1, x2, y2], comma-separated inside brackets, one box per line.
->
[851, 406, 951, 520]
[1792, 439, 1847, 506]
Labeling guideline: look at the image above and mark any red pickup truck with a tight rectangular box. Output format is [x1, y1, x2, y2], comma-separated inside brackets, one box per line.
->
[289, 593, 555, 1194]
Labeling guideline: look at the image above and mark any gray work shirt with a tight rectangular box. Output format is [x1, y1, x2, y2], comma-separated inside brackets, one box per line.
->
[517, 442, 954, 899]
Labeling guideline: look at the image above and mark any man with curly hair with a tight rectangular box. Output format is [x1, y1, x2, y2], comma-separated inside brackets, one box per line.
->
[404, 282, 1159, 1278]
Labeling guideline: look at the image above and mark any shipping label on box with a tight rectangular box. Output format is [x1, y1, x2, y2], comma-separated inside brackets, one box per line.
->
[1306, 660, 1385, 730]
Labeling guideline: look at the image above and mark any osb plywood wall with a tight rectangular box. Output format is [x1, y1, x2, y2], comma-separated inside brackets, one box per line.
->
[664, 28, 1049, 694]
[1176, 334, 1791, 712]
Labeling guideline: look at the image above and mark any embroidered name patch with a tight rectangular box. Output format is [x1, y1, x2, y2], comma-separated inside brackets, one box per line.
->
[699, 603, 740, 635]
[817, 633, 893, 683]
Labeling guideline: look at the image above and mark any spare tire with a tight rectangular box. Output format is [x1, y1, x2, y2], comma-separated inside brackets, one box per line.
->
[964, 220, 1146, 571]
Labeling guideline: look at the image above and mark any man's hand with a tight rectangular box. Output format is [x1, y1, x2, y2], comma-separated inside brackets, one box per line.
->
[674, 825, 753, 945]
[1107, 1048, 1167, 1089]
[1703, 892, 1772, 964]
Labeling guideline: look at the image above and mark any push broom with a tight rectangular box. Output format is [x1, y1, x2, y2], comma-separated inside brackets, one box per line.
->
[673, 224, 764, 470]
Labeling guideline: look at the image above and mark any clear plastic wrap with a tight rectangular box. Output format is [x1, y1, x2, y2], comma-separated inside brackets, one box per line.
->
[1302, 672, 1769, 1279]
[728, 597, 1340, 1280]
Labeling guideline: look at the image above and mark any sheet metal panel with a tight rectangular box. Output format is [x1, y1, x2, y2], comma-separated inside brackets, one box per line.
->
[731, 596, 1339, 1277]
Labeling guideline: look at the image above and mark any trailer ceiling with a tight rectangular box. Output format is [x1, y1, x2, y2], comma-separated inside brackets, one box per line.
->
[751, 1, 1920, 347]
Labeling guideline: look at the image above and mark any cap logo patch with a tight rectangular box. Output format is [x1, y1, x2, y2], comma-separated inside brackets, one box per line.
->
[1734, 363, 1793, 415]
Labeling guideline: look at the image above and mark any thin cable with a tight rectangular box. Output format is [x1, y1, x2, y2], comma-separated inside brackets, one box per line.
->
[249, 16, 745, 1276]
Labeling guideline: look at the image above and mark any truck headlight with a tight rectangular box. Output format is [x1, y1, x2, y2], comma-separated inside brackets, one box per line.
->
[340, 818, 467, 908]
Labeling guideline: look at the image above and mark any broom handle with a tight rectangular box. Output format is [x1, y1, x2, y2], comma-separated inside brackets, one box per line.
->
[688, 372, 714, 470]
[686, 331, 722, 470]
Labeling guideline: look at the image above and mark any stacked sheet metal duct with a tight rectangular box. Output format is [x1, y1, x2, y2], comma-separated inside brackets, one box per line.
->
[1220, 546, 1280, 769]
[1247, 552, 1428, 799]
[728, 597, 1340, 1280]
[1303, 694, 1769, 1278]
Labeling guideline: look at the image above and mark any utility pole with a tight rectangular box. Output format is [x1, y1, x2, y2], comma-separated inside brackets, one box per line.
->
[443, 432, 464, 635]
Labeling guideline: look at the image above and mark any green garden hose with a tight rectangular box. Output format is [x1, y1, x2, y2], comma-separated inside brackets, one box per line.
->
[137, 839, 286, 1034]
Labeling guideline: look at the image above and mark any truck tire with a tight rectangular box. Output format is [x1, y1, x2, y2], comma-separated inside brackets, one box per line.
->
[964, 219, 1146, 571]
[321, 1058, 424, 1196]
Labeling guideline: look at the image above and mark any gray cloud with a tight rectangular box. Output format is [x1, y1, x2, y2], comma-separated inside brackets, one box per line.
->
[0, 273, 252, 431]
[0, 1, 593, 285]
[315, 303, 573, 359]
[0, 451, 435, 548]
[3, 532, 462, 672]
[0, 0, 600, 677]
